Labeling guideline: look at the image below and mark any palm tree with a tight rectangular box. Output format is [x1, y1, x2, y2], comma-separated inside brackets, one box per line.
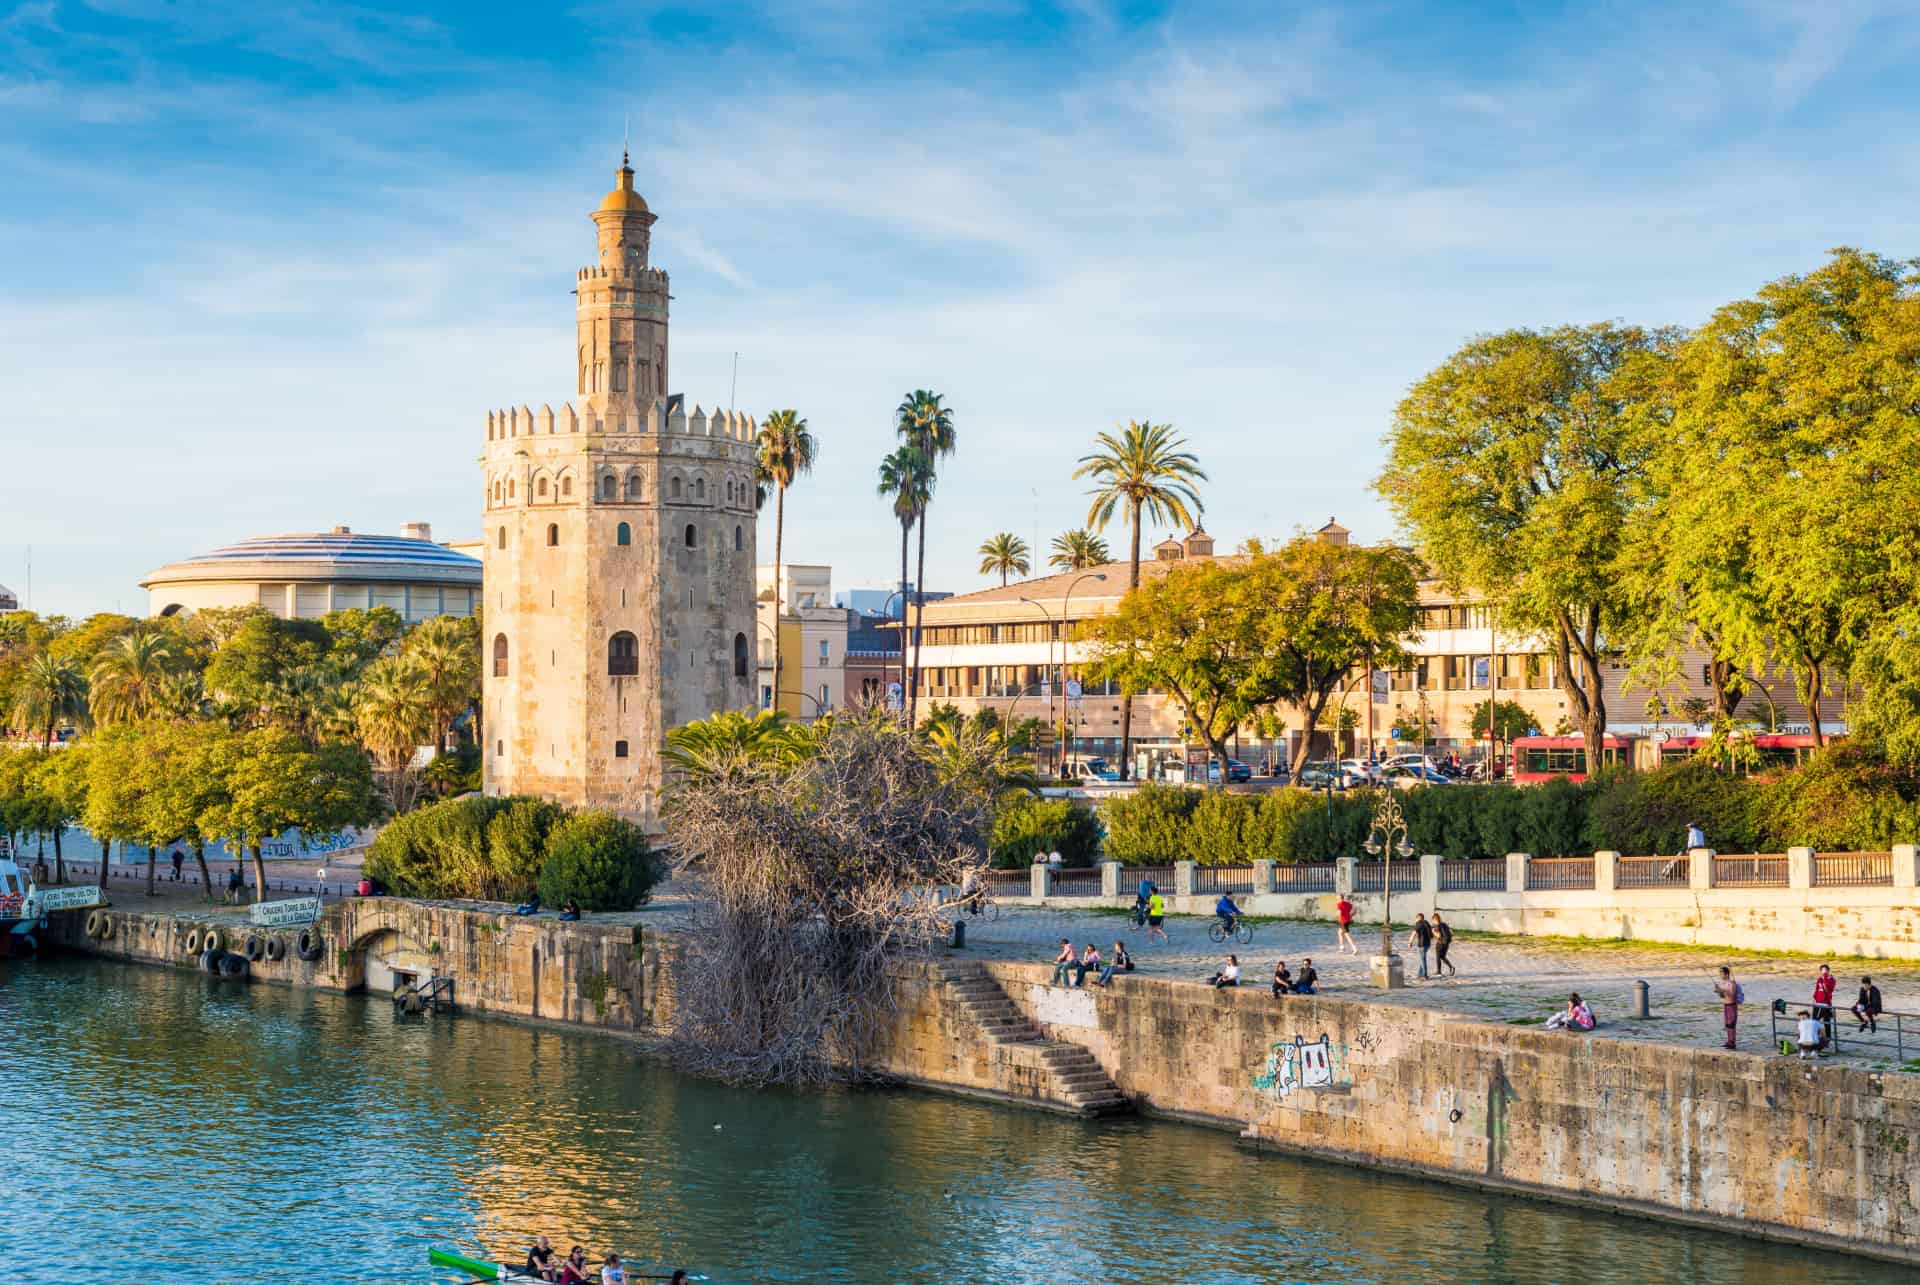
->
[877, 445, 934, 720]
[664, 709, 812, 783]
[756, 409, 818, 715]
[977, 533, 1031, 586]
[895, 390, 955, 727]
[355, 656, 432, 811]
[1073, 420, 1207, 777]
[1049, 528, 1110, 571]
[404, 616, 481, 751]
[87, 626, 180, 726]
[10, 651, 90, 749]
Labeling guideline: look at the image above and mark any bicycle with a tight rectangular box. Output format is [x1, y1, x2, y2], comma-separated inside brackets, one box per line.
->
[1207, 915, 1254, 946]
[956, 889, 1000, 924]
[1126, 901, 1149, 931]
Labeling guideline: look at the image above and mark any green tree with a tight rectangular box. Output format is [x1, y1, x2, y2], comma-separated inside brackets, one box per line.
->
[33, 746, 89, 882]
[400, 614, 481, 752]
[538, 810, 663, 911]
[204, 614, 331, 725]
[353, 655, 433, 813]
[665, 709, 813, 783]
[9, 650, 90, 748]
[756, 408, 819, 714]
[876, 444, 934, 716]
[1470, 698, 1534, 743]
[1049, 528, 1110, 571]
[976, 532, 1031, 586]
[1381, 323, 1672, 772]
[82, 724, 154, 892]
[895, 390, 956, 728]
[1074, 420, 1207, 778]
[321, 606, 409, 673]
[87, 625, 181, 726]
[139, 720, 235, 899]
[202, 728, 380, 902]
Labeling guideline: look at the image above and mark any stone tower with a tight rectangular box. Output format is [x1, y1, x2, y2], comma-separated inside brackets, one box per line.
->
[481, 156, 759, 825]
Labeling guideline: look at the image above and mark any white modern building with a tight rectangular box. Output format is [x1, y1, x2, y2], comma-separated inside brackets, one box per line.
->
[142, 523, 481, 622]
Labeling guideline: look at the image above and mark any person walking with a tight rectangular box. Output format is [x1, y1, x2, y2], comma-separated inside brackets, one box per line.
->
[168, 847, 184, 882]
[1431, 912, 1456, 978]
[1335, 895, 1356, 954]
[1713, 966, 1742, 1050]
[1145, 890, 1168, 944]
[223, 863, 244, 906]
[1812, 964, 1838, 1048]
[1406, 913, 1433, 981]
[1853, 977, 1883, 1033]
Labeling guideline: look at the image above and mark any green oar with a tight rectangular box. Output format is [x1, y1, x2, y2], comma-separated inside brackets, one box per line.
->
[429, 1247, 710, 1282]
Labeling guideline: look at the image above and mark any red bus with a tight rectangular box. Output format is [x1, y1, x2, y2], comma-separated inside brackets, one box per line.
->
[1509, 734, 1634, 784]
[1655, 732, 1827, 772]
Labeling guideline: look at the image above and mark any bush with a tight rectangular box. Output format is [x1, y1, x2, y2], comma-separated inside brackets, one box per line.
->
[1099, 784, 1197, 864]
[1751, 748, 1920, 851]
[366, 795, 512, 899]
[1183, 792, 1256, 864]
[486, 799, 567, 893]
[1584, 760, 1755, 856]
[537, 811, 663, 911]
[990, 795, 1102, 868]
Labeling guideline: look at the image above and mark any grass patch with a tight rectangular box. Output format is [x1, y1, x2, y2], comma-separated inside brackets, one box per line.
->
[1449, 928, 1905, 965]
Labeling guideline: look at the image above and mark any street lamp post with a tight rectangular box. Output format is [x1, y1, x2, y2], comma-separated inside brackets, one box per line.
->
[1018, 595, 1058, 774]
[1362, 789, 1414, 989]
[1022, 572, 1107, 777]
[879, 588, 907, 719]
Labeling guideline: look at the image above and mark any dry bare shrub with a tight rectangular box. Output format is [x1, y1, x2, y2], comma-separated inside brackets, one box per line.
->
[663, 704, 991, 1085]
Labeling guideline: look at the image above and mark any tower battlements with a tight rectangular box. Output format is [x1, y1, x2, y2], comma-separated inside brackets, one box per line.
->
[576, 264, 669, 287]
[485, 400, 756, 446]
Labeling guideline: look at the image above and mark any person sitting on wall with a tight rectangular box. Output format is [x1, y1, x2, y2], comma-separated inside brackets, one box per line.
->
[1050, 939, 1076, 986]
[514, 893, 542, 917]
[1854, 977, 1884, 1034]
[1208, 955, 1241, 988]
[1072, 941, 1102, 988]
[559, 899, 582, 922]
[1214, 892, 1243, 935]
[1271, 959, 1295, 997]
[1096, 941, 1133, 986]
[1294, 958, 1319, 995]
[1544, 992, 1595, 1032]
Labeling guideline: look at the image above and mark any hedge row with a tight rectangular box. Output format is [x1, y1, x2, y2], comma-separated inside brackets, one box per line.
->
[367, 795, 663, 909]
[991, 751, 1920, 866]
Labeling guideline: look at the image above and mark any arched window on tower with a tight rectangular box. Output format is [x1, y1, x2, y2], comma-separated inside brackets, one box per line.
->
[734, 525, 743, 551]
[561, 475, 573, 498]
[733, 632, 749, 678]
[537, 477, 549, 498]
[508, 479, 516, 498]
[671, 476, 683, 500]
[492, 634, 509, 677]
[496, 527, 507, 550]
[684, 523, 697, 548]
[616, 522, 631, 547]
[546, 524, 559, 547]
[626, 472, 643, 500]
[695, 476, 706, 501]
[601, 475, 616, 500]
[725, 478, 734, 504]
[608, 631, 640, 677]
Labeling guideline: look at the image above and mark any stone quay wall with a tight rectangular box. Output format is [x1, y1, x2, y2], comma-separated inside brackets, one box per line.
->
[52, 898, 661, 1032]
[956, 961, 1920, 1266]
[1008, 845, 1920, 959]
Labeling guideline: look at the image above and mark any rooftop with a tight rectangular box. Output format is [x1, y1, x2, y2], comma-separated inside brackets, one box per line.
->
[142, 527, 482, 588]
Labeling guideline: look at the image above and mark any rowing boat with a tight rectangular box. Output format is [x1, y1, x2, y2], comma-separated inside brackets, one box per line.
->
[428, 1247, 707, 1282]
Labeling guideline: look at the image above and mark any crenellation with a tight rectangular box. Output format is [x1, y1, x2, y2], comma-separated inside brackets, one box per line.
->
[539, 404, 555, 434]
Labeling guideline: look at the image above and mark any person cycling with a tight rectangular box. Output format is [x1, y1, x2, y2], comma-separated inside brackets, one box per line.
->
[1214, 892, 1243, 934]
[1133, 876, 1158, 927]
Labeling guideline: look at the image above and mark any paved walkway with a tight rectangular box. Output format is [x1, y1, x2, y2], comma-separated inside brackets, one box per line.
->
[957, 905, 1920, 1070]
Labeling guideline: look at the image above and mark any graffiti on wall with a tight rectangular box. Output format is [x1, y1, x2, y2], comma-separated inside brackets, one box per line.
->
[1251, 1034, 1353, 1102]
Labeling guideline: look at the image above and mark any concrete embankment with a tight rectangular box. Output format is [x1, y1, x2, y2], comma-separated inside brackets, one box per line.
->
[53, 899, 1920, 1266]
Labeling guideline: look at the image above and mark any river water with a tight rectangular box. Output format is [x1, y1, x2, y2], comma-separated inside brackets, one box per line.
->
[1, 957, 1898, 1284]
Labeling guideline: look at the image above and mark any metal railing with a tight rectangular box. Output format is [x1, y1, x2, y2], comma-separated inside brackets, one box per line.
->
[987, 869, 1030, 893]
[1713, 854, 1788, 888]
[1769, 1003, 1914, 1063]
[1121, 865, 1177, 894]
[1616, 856, 1689, 889]
[1814, 851, 1893, 887]
[1193, 865, 1254, 895]
[1526, 858, 1595, 891]
[1439, 858, 1507, 892]
[1353, 862, 1419, 893]
[1050, 868, 1104, 897]
[1273, 863, 1336, 893]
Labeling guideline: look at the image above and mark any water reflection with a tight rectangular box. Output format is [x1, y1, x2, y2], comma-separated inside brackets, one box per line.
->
[1, 957, 1902, 1284]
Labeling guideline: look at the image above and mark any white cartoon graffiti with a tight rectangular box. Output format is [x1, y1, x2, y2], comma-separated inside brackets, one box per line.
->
[1251, 1034, 1349, 1101]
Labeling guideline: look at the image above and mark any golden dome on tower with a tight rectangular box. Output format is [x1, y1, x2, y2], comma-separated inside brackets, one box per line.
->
[598, 154, 649, 214]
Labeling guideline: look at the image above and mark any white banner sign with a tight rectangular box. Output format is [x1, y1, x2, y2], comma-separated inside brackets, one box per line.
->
[32, 885, 104, 912]
[1370, 668, 1389, 703]
[249, 897, 322, 928]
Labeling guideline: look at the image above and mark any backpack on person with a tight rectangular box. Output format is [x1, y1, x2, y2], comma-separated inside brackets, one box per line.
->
[1733, 982, 1746, 1005]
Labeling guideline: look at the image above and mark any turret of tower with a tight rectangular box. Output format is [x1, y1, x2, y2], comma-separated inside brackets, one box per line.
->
[485, 401, 758, 446]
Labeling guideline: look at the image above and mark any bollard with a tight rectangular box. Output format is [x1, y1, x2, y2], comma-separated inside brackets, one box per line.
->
[1632, 979, 1651, 1019]
[951, 919, 966, 949]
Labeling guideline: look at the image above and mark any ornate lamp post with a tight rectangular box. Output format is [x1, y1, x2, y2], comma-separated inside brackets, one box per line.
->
[1363, 788, 1415, 989]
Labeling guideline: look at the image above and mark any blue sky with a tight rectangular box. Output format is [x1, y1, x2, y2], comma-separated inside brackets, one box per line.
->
[4, 0, 1919, 615]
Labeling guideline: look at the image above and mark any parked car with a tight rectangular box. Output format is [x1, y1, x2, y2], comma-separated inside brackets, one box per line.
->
[1066, 758, 1123, 783]
[1384, 763, 1452, 787]
[1205, 758, 1254, 784]
[1339, 758, 1382, 784]
[1297, 759, 1366, 789]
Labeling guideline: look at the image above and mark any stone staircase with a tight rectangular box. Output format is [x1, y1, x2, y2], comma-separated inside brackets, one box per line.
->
[940, 961, 1130, 1117]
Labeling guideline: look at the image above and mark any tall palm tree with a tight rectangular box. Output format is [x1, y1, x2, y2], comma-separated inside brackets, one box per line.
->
[1073, 420, 1207, 777]
[755, 409, 818, 715]
[404, 615, 481, 751]
[87, 626, 180, 726]
[355, 655, 432, 810]
[977, 533, 1031, 587]
[1049, 528, 1110, 571]
[877, 445, 934, 720]
[10, 651, 90, 749]
[895, 390, 955, 727]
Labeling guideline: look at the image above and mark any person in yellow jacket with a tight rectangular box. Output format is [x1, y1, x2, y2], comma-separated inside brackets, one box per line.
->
[1146, 891, 1168, 943]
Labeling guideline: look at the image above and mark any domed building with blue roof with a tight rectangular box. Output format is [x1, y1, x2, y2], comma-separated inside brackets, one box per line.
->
[142, 522, 481, 622]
